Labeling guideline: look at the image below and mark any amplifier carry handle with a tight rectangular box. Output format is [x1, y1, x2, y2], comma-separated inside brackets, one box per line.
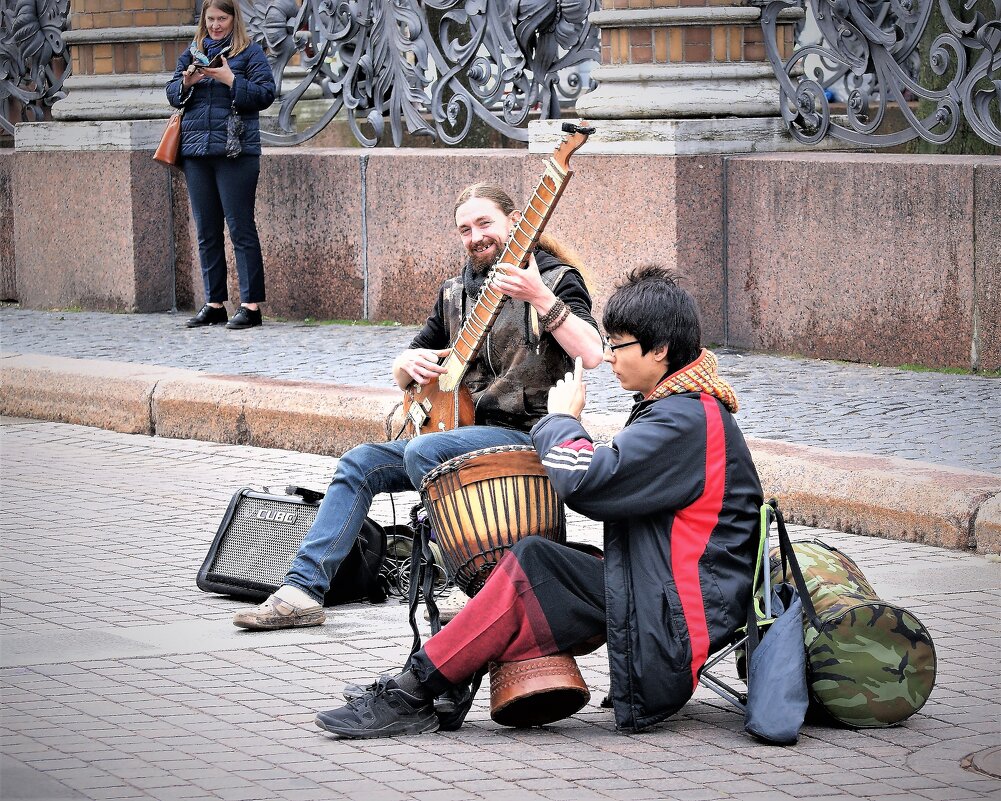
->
[284, 485, 325, 504]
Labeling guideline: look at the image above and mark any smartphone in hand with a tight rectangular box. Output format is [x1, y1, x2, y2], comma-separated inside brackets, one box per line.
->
[189, 43, 230, 70]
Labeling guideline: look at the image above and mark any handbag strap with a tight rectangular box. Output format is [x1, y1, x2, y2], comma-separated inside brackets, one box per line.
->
[773, 503, 822, 631]
[745, 500, 822, 658]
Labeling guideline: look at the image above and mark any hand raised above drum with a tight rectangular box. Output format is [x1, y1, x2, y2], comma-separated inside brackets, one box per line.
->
[547, 356, 585, 418]
[393, 347, 450, 389]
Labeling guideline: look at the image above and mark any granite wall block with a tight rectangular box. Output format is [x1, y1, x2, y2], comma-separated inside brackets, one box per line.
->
[725, 153, 978, 369]
[254, 150, 363, 320]
[170, 166, 195, 311]
[14, 150, 174, 311]
[974, 161, 1000, 372]
[130, 151, 174, 311]
[0, 150, 14, 301]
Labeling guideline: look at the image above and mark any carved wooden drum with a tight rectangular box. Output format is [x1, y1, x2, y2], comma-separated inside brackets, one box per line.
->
[419, 444, 566, 597]
[420, 444, 589, 727]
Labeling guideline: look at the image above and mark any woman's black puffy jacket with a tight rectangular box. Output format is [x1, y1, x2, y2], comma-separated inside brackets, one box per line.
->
[165, 42, 275, 158]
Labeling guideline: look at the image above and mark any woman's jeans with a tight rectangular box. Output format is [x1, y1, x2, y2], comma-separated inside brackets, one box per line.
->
[285, 426, 533, 603]
[183, 155, 265, 304]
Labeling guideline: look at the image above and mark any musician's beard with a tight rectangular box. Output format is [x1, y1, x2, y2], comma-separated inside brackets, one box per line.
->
[468, 238, 502, 273]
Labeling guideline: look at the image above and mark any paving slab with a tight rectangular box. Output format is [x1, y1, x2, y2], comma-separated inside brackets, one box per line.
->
[2, 417, 999, 801]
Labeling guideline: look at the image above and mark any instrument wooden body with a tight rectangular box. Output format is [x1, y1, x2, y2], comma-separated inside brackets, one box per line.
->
[403, 380, 476, 438]
[399, 122, 593, 438]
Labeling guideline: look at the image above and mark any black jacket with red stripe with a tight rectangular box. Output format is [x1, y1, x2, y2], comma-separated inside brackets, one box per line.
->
[531, 391, 762, 731]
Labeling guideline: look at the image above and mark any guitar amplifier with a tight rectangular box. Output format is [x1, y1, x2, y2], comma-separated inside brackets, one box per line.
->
[197, 485, 389, 606]
[197, 487, 327, 603]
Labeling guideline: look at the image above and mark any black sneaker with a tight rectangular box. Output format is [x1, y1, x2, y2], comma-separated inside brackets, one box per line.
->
[186, 304, 228, 327]
[315, 677, 438, 739]
[434, 680, 478, 732]
[226, 306, 262, 329]
[344, 677, 477, 731]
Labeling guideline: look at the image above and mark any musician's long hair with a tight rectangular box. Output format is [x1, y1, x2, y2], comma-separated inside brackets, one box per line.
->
[453, 183, 594, 291]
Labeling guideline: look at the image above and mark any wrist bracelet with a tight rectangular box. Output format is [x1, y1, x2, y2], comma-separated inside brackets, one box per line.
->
[538, 298, 568, 332]
[546, 303, 571, 332]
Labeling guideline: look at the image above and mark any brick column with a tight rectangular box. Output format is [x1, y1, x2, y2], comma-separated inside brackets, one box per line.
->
[53, 0, 196, 122]
[539, 0, 804, 154]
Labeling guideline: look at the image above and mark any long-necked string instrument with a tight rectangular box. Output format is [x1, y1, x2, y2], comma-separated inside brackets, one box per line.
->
[399, 121, 594, 438]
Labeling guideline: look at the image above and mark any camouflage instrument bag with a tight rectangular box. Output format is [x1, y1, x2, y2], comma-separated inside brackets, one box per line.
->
[771, 537, 937, 728]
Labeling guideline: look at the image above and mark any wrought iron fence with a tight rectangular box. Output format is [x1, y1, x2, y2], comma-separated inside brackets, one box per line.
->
[0, 0, 71, 136]
[8, 0, 995, 150]
[761, 0, 1001, 147]
[244, 0, 600, 146]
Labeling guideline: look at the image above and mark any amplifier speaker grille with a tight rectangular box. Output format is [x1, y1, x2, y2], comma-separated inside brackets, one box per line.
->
[201, 491, 319, 598]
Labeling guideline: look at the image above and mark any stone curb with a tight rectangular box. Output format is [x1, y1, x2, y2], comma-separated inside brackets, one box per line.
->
[3, 353, 1000, 554]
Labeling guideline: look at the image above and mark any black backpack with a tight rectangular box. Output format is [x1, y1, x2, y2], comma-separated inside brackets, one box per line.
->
[323, 514, 389, 605]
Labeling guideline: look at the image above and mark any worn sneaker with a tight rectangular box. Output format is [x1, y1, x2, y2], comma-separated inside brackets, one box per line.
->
[341, 676, 477, 731]
[316, 677, 438, 739]
[232, 594, 325, 631]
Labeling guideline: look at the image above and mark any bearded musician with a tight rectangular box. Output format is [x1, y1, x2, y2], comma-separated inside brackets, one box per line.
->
[233, 182, 603, 632]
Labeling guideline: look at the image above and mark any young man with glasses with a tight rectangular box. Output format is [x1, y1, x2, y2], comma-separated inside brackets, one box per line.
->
[314, 265, 762, 738]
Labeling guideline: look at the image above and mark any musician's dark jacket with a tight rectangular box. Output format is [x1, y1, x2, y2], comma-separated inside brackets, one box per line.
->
[410, 249, 597, 431]
[531, 359, 763, 731]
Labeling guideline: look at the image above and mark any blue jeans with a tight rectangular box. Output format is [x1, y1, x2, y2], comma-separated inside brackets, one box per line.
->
[285, 426, 533, 603]
[182, 155, 266, 304]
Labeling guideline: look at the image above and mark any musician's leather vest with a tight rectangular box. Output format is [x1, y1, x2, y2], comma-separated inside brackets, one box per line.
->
[440, 251, 578, 431]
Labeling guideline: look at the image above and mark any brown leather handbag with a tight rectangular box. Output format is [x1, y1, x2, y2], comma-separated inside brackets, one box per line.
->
[153, 110, 183, 166]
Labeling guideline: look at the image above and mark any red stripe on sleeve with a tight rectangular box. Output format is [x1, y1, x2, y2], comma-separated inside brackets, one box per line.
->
[557, 438, 595, 453]
[670, 394, 727, 689]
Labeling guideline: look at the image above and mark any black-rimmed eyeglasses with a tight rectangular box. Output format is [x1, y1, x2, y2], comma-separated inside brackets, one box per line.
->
[603, 338, 640, 353]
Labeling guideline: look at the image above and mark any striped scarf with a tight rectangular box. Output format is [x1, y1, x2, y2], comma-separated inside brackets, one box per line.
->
[645, 348, 739, 413]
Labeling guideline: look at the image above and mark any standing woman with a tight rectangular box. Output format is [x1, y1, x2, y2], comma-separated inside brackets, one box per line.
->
[166, 0, 276, 329]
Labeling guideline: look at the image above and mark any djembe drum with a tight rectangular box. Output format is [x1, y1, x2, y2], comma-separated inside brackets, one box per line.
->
[419, 444, 591, 727]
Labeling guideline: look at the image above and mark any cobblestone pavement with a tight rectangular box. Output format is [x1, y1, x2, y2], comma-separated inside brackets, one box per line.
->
[2, 418, 999, 801]
[2, 309, 1000, 474]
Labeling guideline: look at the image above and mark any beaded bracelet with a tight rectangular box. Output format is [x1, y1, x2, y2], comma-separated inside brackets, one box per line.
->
[550, 304, 571, 331]
[539, 298, 571, 333]
[537, 298, 566, 331]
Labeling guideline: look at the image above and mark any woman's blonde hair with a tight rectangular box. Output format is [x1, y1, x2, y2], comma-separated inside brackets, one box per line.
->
[195, 0, 251, 57]
[452, 182, 595, 290]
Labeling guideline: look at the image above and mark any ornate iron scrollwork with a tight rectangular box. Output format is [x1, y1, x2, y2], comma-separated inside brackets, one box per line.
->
[0, 0, 71, 136]
[242, 0, 599, 147]
[762, 0, 1001, 146]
